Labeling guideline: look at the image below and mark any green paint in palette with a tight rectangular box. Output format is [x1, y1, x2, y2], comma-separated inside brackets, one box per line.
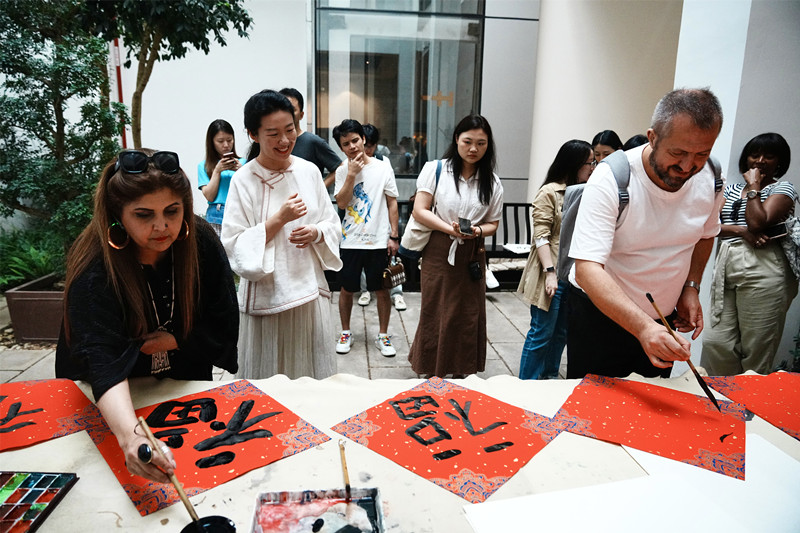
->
[0, 472, 77, 533]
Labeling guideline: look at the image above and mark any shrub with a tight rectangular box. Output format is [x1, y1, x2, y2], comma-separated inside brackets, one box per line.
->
[0, 0, 127, 262]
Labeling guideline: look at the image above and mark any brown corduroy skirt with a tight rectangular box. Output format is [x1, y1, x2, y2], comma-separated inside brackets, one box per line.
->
[408, 230, 487, 377]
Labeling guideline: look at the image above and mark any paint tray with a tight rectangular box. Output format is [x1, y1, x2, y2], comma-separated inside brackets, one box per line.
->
[250, 487, 384, 533]
[0, 471, 78, 533]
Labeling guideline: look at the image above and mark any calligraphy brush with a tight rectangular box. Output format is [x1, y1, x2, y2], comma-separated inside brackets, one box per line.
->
[138, 416, 201, 523]
[645, 293, 721, 412]
[338, 440, 351, 503]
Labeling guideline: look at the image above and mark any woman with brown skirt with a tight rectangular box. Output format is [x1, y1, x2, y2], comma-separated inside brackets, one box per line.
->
[408, 115, 504, 378]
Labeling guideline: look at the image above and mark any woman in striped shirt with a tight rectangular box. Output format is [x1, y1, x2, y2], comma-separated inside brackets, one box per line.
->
[701, 133, 797, 375]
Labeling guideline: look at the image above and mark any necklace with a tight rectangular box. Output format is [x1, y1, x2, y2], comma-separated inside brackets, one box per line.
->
[142, 248, 175, 374]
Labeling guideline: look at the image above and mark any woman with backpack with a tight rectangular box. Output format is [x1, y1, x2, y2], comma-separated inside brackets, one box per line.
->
[517, 140, 594, 379]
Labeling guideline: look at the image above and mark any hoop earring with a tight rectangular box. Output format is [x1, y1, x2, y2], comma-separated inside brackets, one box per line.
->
[107, 222, 130, 250]
[177, 219, 190, 241]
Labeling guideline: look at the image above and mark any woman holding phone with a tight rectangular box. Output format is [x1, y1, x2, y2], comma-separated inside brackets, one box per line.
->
[701, 133, 797, 375]
[407, 114, 503, 378]
[198, 119, 245, 236]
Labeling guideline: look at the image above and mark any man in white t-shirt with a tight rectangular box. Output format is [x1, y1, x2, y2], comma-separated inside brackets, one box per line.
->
[333, 119, 400, 357]
[567, 88, 725, 379]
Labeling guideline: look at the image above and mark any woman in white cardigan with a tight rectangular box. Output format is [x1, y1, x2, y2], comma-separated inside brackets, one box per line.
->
[222, 90, 342, 379]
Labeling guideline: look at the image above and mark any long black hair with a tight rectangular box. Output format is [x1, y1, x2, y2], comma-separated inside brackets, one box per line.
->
[591, 130, 623, 150]
[542, 140, 592, 187]
[243, 90, 296, 161]
[204, 119, 238, 177]
[441, 114, 497, 205]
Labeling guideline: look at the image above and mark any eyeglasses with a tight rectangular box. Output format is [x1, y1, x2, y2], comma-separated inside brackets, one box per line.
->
[114, 150, 180, 174]
[584, 160, 598, 167]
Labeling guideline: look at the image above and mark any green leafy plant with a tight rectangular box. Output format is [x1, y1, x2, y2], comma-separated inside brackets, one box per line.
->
[0, 0, 127, 262]
[0, 227, 63, 291]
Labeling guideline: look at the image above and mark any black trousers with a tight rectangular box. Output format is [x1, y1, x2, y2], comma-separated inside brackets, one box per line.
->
[566, 289, 672, 379]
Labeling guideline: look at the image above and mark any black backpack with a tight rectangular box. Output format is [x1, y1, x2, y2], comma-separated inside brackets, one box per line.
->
[555, 150, 722, 281]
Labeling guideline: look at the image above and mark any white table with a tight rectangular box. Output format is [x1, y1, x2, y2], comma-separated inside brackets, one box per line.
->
[3, 373, 798, 532]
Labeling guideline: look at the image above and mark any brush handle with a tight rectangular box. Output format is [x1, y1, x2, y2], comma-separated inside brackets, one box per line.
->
[338, 440, 351, 502]
[645, 294, 721, 412]
[138, 416, 200, 522]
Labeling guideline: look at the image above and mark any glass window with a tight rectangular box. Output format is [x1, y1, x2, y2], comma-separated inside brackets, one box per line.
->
[316, 3, 484, 194]
[317, 0, 483, 16]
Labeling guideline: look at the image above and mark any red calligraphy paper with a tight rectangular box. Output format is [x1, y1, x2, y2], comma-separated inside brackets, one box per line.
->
[706, 372, 800, 441]
[331, 377, 564, 503]
[0, 379, 100, 452]
[90, 380, 330, 516]
[554, 375, 746, 479]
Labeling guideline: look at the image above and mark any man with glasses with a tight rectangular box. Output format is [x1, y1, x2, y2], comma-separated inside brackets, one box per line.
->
[566, 88, 726, 379]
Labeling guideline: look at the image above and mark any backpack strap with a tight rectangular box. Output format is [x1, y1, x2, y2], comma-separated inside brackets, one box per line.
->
[600, 150, 631, 220]
[707, 155, 723, 192]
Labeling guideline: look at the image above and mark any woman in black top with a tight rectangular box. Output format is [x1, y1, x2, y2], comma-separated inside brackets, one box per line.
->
[56, 149, 238, 483]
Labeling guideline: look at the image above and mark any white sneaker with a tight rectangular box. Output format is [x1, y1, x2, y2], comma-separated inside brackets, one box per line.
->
[376, 334, 396, 357]
[357, 292, 371, 306]
[336, 331, 352, 354]
[392, 294, 407, 311]
[485, 268, 500, 289]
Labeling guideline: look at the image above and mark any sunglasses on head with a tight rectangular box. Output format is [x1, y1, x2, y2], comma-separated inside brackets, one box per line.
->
[114, 150, 180, 174]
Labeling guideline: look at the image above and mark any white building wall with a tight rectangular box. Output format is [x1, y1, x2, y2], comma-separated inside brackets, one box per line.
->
[118, 0, 309, 214]
[528, 0, 682, 197]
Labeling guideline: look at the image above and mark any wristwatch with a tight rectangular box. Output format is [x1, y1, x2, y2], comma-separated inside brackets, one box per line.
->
[683, 280, 700, 292]
[746, 189, 759, 199]
[544, 266, 555, 273]
[389, 236, 400, 242]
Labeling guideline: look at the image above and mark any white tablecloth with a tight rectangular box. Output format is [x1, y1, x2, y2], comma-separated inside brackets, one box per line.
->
[3, 373, 798, 532]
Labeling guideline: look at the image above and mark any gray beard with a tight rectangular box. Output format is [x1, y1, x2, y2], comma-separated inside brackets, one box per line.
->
[649, 150, 696, 191]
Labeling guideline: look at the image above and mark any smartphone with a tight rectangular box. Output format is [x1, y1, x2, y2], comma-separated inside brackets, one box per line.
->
[458, 217, 472, 235]
[764, 222, 788, 239]
[222, 152, 235, 160]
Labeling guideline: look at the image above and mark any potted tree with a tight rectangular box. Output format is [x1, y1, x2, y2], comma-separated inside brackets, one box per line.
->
[0, 0, 126, 342]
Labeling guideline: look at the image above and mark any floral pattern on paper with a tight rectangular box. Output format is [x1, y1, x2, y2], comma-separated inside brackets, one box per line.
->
[278, 419, 331, 457]
[429, 468, 509, 504]
[331, 412, 382, 446]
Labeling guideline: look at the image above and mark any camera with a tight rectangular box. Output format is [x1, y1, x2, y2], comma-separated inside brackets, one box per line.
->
[468, 260, 483, 281]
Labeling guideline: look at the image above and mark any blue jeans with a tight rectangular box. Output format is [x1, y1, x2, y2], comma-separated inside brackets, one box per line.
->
[205, 203, 224, 224]
[519, 280, 569, 380]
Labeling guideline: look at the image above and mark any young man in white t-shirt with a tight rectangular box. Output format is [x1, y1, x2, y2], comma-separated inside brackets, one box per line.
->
[333, 119, 400, 356]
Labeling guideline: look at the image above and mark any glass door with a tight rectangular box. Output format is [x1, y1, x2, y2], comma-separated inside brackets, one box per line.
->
[316, 2, 484, 193]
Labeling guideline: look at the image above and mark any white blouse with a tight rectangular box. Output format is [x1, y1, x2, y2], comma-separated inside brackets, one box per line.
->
[221, 156, 342, 315]
[416, 159, 503, 264]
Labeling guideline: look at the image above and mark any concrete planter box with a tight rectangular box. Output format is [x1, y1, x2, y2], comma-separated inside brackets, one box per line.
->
[5, 273, 64, 343]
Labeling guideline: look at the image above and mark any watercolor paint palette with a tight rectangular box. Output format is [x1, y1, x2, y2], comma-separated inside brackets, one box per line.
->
[250, 488, 384, 533]
[0, 472, 78, 533]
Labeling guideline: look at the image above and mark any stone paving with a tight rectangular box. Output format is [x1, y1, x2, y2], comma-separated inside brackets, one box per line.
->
[0, 291, 559, 384]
